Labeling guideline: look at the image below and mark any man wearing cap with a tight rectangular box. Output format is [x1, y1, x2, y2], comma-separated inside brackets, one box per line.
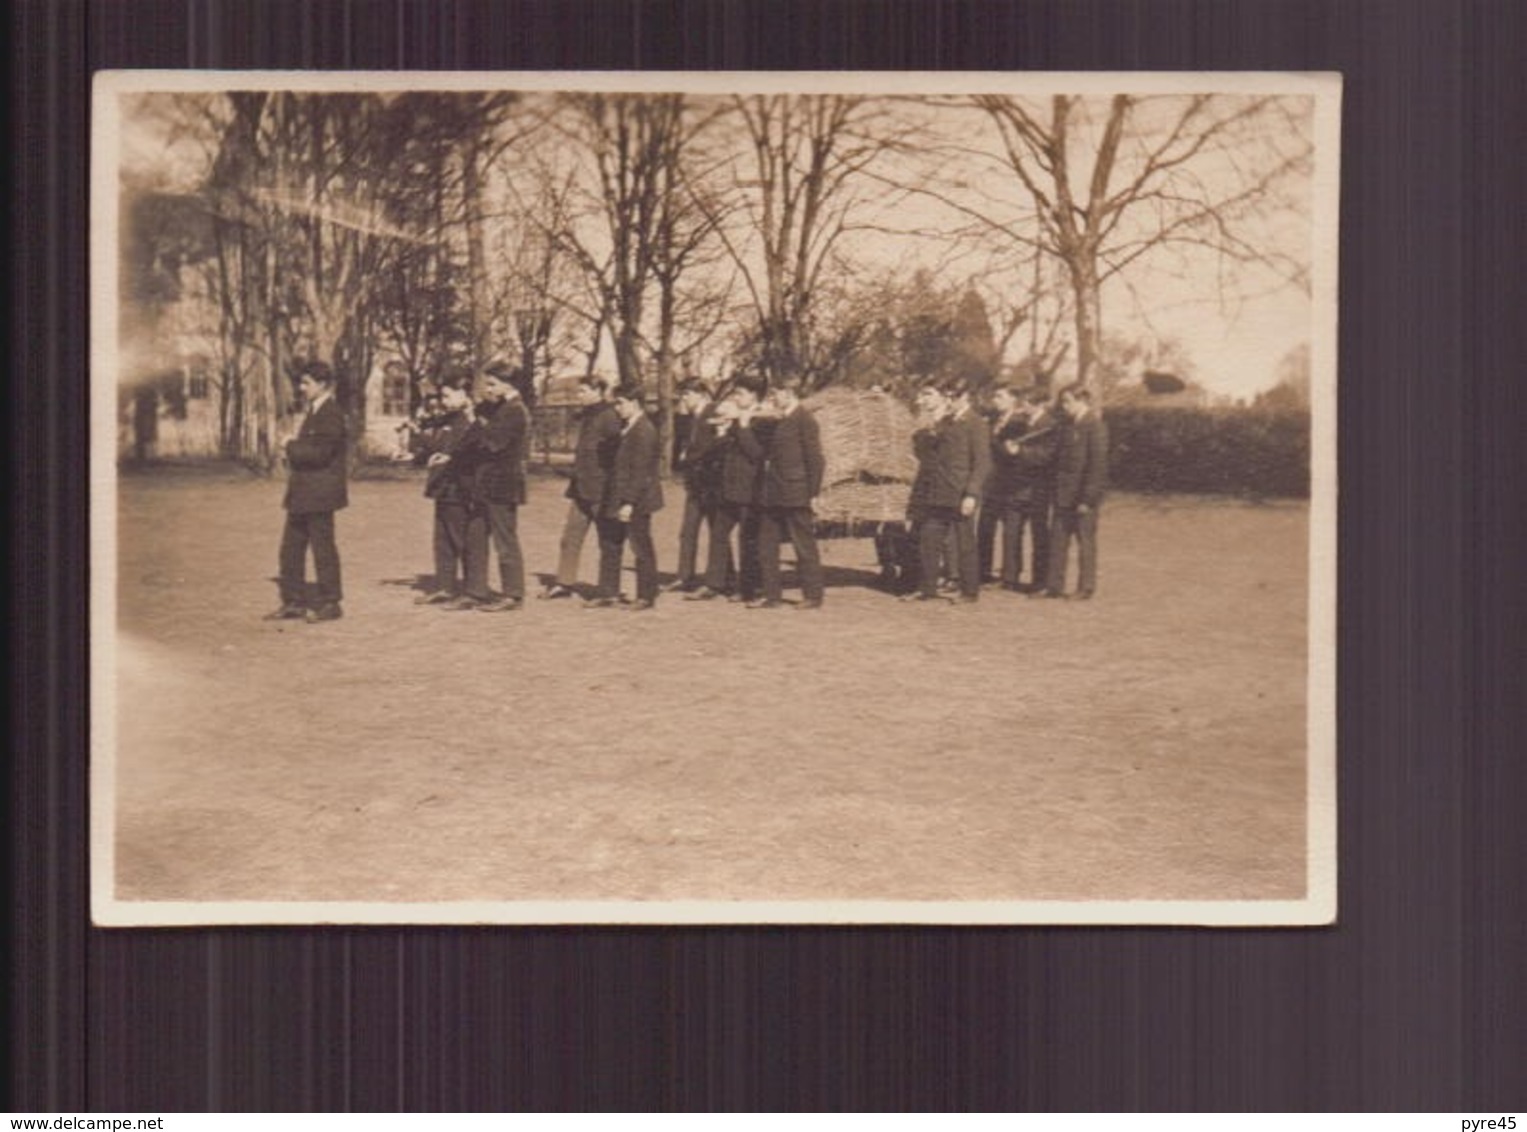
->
[266, 359, 349, 623]
[588, 383, 664, 611]
[752, 377, 826, 610]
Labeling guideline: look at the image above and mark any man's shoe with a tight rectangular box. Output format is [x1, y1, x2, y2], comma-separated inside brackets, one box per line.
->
[794, 598, 824, 611]
[582, 596, 619, 610]
[413, 590, 454, 606]
[1068, 591, 1094, 602]
[745, 598, 785, 610]
[444, 594, 485, 610]
[954, 593, 980, 604]
[477, 596, 524, 613]
[305, 603, 343, 623]
[1040, 590, 1065, 600]
[684, 586, 721, 601]
[661, 578, 695, 593]
[629, 598, 656, 612]
[900, 592, 949, 603]
[264, 603, 306, 621]
[539, 584, 575, 600]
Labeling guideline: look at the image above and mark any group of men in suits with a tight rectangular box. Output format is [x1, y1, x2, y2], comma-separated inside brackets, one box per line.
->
[266, 357, 1105, 624]
[900, 378, 1109, 604]
[663, 374, 827, 610]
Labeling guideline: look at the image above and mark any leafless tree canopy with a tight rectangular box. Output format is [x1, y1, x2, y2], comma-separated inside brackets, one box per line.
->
[119, 87, 1314, 464]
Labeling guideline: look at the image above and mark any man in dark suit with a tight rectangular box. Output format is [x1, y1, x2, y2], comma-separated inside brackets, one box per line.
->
[408, 378, 476, 604]
[447, 362, 533, 613]
[1044, 383, 1109, 600]
[903, 383, 959, 603]
[588, 383, 665, 611]
[666, 378, 722, 593]
[542, 374, 620, 599]
[907, 379, 989, 603]
[686, 375, 767, 603]
[1010, 386, 1060, 593]
[753, 377, 826, 610]
[977, 384, 1028, 587]
[267, 360, 349, 623]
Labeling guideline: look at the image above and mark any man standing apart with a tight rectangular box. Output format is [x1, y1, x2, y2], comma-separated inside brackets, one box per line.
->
[267, 359, 348, 624]
[449, 362, 532, 612]
[542, 374, 620, 599]
[753, 377, 826, 610]
[588, 384, 664, 611]
[1044, 383, 1108, 600]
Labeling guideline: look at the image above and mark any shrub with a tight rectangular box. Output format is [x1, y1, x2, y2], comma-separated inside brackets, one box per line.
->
[1104, 405, 1310, 498]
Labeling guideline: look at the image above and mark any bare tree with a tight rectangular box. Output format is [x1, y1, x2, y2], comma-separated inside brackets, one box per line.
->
[955, 93, 1313, 388]
[706, 94, 910, 388]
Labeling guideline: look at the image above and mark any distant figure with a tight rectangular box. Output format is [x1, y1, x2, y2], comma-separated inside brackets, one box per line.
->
[541, 374, 620, 600]
[587, 384, 664, 611]
[1043, 383, 1108, 601]
[131, 386, 159, 464]
[752, 377, 826, 610]
[266, 360, 348, 623]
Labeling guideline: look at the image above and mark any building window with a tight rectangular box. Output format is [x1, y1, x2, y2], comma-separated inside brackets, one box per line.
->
[186, 360, 211, 400]
[381, 363, 411, 417]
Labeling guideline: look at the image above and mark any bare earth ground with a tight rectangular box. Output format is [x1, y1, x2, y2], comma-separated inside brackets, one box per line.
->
[110, 466, 1309, 908]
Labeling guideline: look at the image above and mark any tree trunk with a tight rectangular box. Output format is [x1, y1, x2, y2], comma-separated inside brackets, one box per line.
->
[463, 135, 489, 370]
[1068, 255, 1103, 392]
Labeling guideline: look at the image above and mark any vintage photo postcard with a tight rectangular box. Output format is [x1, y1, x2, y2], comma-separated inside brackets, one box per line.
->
[92, 70, 1339, 925]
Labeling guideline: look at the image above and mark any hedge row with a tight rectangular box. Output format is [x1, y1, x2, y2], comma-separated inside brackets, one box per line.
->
[1104, 405, 1310, 498]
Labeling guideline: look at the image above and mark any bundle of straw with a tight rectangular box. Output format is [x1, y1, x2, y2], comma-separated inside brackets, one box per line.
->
[804, 387, 917, 530]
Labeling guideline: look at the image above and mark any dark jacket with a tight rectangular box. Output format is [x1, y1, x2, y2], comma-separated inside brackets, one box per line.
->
[674, 406, 725, 497]
[454, 397, 530, 505]
[607, 414, 665, 517]
[909, 412, 986, 512]
[410, 408, 474, 502]
[714, 419, 765, 507]
[1052, 410, 1108, 509]
[953, 408, 993, 499]
[758, 406, 825, 509]
[988, 409, 1059, 506]
[567, 402, 622, 505]
[283, 397, 349, 514]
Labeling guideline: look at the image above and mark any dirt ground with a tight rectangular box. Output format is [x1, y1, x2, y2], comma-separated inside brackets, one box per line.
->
[108, 465, 1310, 913]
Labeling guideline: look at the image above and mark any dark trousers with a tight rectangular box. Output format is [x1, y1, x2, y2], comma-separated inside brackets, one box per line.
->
[279, 509, 341, 606]
[464, 502, 525, 600]
[556, 497, 598, 586]
[756, 506, 825, 602]
[596, 513, 658, 602]
[1014, 502, 1052, 590]
[1046, 506, 1099, 596]
[431, 500, 470, 594]
[979, 500, 1051, 587]
[676, 486, 711, 583]
[705, 502, 757, 598]
[916, 507, 979, 598]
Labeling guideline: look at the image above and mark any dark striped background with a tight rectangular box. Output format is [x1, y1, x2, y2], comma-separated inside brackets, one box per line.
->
[12, 0, 1526, 1111]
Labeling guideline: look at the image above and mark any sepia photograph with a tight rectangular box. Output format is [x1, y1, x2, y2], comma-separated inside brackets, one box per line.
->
[91, 71, 1339, 925]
